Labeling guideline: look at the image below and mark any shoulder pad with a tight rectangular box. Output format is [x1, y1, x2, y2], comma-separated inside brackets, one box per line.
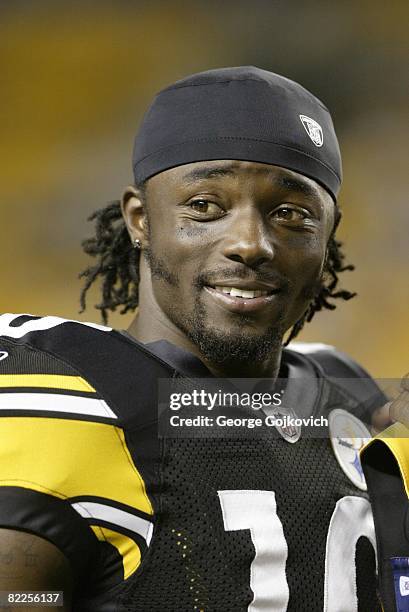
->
[0, 313, 177, 427]
[288, 341, 387, 414]
[0, 313, 111, 341]
[289, 342, 371, 379]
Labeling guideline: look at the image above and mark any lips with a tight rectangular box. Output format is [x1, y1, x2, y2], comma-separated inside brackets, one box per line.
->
[213, 286, 271, 299]
[204, 284, 281, 313]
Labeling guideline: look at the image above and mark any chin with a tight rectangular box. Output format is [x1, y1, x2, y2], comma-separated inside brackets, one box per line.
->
[169, 298, 287, 365]
[187, 322, 285, 366]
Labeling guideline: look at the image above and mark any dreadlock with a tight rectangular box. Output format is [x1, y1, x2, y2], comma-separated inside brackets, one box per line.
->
[79, 196, 356, 341]
[79, 199, 141, 324]
[284, 207, 356, 345]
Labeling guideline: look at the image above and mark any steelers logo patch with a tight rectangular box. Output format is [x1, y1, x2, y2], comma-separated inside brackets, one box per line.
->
[329, 409, 372, 491]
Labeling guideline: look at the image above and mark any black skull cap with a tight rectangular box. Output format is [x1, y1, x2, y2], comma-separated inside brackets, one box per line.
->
[132, 66, 342, 201]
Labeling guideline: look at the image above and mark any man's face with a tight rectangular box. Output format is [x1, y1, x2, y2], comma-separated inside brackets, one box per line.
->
[138, 160, 335, 364]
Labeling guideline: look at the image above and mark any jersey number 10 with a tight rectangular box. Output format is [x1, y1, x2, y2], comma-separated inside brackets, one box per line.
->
[218, 490, 376, 612]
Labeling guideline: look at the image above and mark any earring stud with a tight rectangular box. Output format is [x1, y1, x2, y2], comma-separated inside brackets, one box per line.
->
[133, 238, 141, 249]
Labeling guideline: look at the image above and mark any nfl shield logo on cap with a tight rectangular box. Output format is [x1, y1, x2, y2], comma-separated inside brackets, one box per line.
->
[299, 115, 324, 147]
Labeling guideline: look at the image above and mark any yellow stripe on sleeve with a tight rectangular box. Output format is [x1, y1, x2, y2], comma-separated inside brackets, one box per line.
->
[362, 422, 409, 497]
[91, 525, 142, 579]
[0, 417, 153, 515]
[0, 375, 96, 393]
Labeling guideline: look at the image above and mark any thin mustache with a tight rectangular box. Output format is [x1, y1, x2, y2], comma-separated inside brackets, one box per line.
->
[195, 268, 292, 291]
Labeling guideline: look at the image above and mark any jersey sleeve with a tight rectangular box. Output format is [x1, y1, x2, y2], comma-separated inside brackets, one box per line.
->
[0, 320, 154, 588]
[0, 334, 101, 583]
[361, 424, 409, 611]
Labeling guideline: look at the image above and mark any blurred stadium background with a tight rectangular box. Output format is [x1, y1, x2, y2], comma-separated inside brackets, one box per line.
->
[1, 0, 408, 376]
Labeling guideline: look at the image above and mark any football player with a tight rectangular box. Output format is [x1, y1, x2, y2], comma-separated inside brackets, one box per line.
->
[0, 67, 392, 611]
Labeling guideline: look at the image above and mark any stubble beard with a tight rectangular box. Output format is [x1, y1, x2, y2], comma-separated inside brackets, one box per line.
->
[180, 295, 287, 367]
[144, 247, 287, 367]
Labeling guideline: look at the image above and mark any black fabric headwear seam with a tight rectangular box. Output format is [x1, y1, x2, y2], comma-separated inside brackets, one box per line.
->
[160, 77, 330, 113]
[134, 136, 341, 181]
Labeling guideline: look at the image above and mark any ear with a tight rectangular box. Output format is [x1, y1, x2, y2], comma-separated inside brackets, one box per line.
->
[120, 185, 147, 248]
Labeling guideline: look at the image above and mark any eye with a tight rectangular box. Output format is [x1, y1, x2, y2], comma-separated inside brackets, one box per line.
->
[270, 205, 310, 225]
[189, 199, 224, 217]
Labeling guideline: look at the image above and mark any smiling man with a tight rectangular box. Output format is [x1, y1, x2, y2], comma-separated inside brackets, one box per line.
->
[121, 160, 335, 380]
[0, 67, 390, 611]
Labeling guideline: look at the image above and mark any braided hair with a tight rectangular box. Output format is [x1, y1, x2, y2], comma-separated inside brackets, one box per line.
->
[79, 189, 356, 342]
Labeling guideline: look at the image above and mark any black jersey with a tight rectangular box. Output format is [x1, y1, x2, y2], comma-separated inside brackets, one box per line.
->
[0, 314, 386, 611]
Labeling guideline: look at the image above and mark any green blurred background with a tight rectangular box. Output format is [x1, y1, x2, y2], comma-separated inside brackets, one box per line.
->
[1, 0, 408, 376]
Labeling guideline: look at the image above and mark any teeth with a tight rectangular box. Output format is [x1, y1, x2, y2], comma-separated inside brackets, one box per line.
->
[242, 290, 256, 298]
[214, 286, 269, 299]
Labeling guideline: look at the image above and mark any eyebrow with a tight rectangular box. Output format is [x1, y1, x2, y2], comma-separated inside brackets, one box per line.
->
[182, 166, 236, 183]
[181, 164, 319, 198]
[276, 176, 318, 199]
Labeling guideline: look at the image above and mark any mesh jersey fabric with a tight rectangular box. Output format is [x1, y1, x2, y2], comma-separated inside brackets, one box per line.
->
[0, 313, 385, 611]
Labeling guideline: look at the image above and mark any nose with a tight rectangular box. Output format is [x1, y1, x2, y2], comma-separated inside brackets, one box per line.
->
[222, 208, 274, 268]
